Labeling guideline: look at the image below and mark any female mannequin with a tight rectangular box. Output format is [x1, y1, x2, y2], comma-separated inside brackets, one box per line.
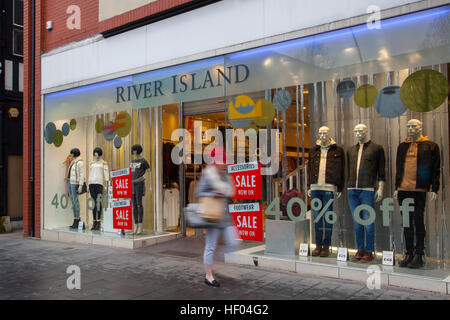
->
[130, 144, 150, 235]
[68, 148, 84, 229]
[88, 147, 109, 231]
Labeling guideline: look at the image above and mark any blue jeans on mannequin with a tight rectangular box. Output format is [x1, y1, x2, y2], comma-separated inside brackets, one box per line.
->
[310, 190, 334, 246]
[348, 189, 375, 252]
[69, 184, 80, 219]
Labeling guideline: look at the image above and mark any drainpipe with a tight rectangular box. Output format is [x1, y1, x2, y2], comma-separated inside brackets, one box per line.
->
[30, 0, 35, 237]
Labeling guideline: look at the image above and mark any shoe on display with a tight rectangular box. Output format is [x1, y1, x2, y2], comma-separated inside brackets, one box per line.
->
[70, 219, 78, 229]
[407, 254, 424, 269]
[360, 251, 374, 263]
[91, 221, 97, 231]
[352, 250, 365, 261]
[320, 245, 330, 257]
[312, 245, 322, 256]
[96, 221, 101, 231]
[398, 253, 414, 267]
[133, 223, 138, 235]
[136, 223, 142, 235]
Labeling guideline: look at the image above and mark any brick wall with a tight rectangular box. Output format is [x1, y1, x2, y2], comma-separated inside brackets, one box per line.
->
[23, 0, 206, 238]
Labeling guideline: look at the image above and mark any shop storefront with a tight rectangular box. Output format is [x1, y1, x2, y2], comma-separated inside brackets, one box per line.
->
[41, 6, 450, 287]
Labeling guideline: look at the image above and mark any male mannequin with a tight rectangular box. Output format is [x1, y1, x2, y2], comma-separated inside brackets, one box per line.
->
[347, 124, 386, 262]
[130, 144, 150, 235]
[68, 148, 85, 229]
[393, 119, 440, 268]
[308, 126, 345, 257]
[88, 147, 109, 231]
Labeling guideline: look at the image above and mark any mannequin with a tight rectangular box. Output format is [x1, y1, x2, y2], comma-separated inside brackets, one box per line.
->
[307, 126, 345, 257]
[88, 147, 109, 231]
[394, 119, 440, 268]
[347, 124, 386, 262]
[68, 148, 85, 229]
[130, 144, 150, 235]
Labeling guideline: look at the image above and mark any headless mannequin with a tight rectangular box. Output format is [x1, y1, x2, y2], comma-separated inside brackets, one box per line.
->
[394, 120, 437, 201]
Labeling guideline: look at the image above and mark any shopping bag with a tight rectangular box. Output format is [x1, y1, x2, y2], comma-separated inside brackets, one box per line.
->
[198, 197, 225, 223]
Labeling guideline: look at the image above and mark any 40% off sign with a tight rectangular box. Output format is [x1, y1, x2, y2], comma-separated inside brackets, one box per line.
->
[265, 196, 337, 223]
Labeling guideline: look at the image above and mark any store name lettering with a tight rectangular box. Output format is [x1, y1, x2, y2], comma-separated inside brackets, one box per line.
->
[115, 64, 250, 103]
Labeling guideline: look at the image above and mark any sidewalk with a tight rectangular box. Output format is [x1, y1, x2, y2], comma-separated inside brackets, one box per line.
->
[0, 230, 448, 300]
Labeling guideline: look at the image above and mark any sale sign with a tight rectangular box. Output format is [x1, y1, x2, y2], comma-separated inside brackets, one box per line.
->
[228, 162, 262, 200]
[112, 200, 133, 230]
[110, 168, 132, 199]
[230, 202, 263, 241]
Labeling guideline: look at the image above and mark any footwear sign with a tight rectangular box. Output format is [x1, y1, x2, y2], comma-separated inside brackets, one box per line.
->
[337, 247, 349, 262]
[110, 168, 132, 199]
[112, 200, 133, 230]
[382, 251, 395, 266]
[229, 203, 263, 242]
[228, 162, 262, 200]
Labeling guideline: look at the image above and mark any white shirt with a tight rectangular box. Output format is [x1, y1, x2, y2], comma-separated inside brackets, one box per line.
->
[88, 160, 109, 185]
[311, 146, 337, 192]
[69, 158, 85, 185]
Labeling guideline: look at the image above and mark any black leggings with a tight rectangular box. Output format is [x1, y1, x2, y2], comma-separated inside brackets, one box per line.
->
[89, 184, 104, 220]
[133, 182, 145, 223]
[398, 191, 426, 255]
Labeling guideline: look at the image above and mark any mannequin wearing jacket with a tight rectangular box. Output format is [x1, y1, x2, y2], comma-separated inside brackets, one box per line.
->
[394, 119, 440, 268]
[88, 147, 109, 231]
[68, 148, 85, 229]
[347, 124, 386, 262]
[130, 144, 150, 235]
[308, 126, 345, 257]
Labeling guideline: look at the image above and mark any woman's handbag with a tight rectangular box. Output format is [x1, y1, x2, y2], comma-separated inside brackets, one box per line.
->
[184, 204, 219, 229]
[198, 197, 226, 223]
[78, 182, 88, 195]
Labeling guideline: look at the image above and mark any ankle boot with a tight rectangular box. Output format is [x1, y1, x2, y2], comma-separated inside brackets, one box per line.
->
[399, 252, 414, 267]
[312, 245, 322, 256]
[407, 254, 424, 268]
[70, 219, 78, 229]
[320, 245, 330, 257]
[91, 221, 97, 231]
[136, 223, 142, 235]
[360, 251, 374, 262]
[96, 221, 101, 231]
[352, 250, 365, 261]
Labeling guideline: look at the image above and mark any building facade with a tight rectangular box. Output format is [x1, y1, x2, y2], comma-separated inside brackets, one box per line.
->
[1, 0, 24, 228]
[24, 0, 450, 292]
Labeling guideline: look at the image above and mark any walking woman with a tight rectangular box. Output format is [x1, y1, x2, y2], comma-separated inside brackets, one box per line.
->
[197, 147, 239, 287]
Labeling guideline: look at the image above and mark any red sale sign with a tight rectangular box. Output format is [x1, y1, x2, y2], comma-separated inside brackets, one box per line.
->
[112, 200, 133, 230]
[228, 162, 262, 200]
[230, 202, 263, 242]
[110, 168, 132, 199]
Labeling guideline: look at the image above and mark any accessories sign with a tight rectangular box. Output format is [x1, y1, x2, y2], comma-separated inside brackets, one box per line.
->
[110, 168, 132, 199]
[228, 162, 262, 200]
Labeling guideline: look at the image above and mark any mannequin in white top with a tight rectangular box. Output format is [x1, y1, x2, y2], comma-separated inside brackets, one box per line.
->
[307, 126, 345, 257]
[88, 147, 109, 231]
[68, 148, 84, 229]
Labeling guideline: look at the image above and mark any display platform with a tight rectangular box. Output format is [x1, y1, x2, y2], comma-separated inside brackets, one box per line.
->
[225, 244, 450, 295]
[41, 227, 182, 249]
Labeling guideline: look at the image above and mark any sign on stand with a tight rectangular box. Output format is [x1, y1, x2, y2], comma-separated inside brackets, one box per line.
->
[228, 162, 262, 200]
[230, 203, 263, 241]
[299, 243, 309, 257]
[337, 247, 349, 261]
[382, 251, 395, 266]
[112, 200, 133, 230]
[110, 168, 132, 199]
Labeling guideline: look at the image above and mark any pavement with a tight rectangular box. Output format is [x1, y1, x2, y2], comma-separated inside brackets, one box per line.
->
[1, 230, 449, 301]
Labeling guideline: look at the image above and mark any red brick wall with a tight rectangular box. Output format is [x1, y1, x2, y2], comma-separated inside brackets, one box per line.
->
[23, 0, 207, 238]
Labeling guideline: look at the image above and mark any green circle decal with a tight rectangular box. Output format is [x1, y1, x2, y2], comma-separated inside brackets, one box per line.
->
[253, 99, 275, 126]
[70, 119, 77, 130]
[95, 118, 104, 134]
[115, 111, 132, 138]
[53, 130, 63, 147]
[354, 84, 378, 108]
[400, 70, 449, 112]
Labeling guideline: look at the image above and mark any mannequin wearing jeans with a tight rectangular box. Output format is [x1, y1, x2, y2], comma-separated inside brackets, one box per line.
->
[308, 127, 345, 257]
[347, 124, 385, 263]
[68, 148, 84, 229]
[394, 119, 440, 269]
[88, 147, 109, 231]
[130, 144, 150, 235]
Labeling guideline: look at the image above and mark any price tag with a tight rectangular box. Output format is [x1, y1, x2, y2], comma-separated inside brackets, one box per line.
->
[299, 243, 309, 257]
[77, 221, 84, 232]
[382, 251, 394, 266]
[337, 247, 348, 261]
